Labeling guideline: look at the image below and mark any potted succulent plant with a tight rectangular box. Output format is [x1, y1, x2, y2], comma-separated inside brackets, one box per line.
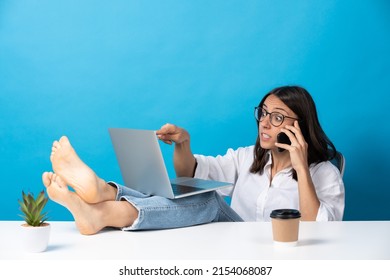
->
[18, 190, 51, 252]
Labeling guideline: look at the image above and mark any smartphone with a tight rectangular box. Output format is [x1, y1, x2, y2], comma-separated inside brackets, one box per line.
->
[277, 132, 291, 152]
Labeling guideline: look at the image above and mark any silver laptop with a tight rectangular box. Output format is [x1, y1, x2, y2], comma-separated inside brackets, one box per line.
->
[108, 128, 232, 199]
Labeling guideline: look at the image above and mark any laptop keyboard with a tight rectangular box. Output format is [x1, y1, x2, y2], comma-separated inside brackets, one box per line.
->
[171, 184, 204, 195]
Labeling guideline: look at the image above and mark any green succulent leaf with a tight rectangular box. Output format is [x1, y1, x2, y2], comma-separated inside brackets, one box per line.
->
[18, 189, 49, 226]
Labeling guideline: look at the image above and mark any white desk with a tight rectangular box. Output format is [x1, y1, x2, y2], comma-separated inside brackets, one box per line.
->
[1, 221, 389, 260]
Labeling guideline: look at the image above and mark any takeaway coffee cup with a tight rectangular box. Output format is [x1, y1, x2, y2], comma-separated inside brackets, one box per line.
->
[270, 209, 301, 247]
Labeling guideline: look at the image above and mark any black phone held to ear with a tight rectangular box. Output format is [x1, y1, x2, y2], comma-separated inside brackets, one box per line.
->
[277, 132, 291, 152]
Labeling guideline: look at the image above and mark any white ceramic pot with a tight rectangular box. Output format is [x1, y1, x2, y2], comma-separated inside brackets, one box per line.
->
[21, 223, 51, 253]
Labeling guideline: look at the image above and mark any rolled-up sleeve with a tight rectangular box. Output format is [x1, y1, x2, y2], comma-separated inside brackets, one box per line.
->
[194, 148, 249, 197]
[193, 154, 211, 180]
[194, 148, 240, 183]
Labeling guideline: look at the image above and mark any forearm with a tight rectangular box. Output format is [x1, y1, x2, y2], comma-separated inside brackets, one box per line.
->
[174, 140, 196, 177]
[296, 168, 320, 221]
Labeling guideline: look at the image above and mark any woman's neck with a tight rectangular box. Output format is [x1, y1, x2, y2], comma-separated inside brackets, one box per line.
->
[270, 150, 292, 176]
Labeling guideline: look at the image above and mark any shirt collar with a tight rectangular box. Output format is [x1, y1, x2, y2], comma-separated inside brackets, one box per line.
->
[264, 150, 293, 174]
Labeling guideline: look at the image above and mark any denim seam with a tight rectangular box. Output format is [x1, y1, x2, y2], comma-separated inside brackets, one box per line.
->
[120, 196, 143, 230]
[140, 195, 216, 212]
[107, 181, 122, 201]
[217, 208, 238, 222]
[215, 194, 242, 221]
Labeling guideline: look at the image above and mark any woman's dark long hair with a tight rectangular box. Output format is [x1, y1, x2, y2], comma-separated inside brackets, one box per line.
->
[250, 85, 337, 180]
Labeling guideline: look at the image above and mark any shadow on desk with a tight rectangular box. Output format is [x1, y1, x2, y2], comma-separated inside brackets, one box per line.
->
[298, 239, 331, 247]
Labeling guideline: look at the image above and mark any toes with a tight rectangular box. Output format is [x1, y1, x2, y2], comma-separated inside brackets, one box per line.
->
[52, 141, 60, 155]
[52, 174, 60, 187]
[53, 174, 66, 188]
[42, 171, 53, 187]
[51, 137, 70, 154]
[52, 140, 60, 148]
[59, 136, 70, 146]
[51, 140, 61, 160]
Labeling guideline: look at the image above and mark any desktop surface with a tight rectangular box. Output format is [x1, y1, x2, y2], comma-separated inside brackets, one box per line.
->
[1, 221, 389, 260]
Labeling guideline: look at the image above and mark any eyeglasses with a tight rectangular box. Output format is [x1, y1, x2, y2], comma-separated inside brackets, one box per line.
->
[254, 107, 299, 127]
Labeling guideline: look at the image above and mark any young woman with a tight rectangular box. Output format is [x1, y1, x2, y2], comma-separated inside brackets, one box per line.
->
[42, 85, 344, 235]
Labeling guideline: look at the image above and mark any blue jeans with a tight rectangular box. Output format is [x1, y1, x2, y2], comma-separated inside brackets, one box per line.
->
[109, 182, 243, 230]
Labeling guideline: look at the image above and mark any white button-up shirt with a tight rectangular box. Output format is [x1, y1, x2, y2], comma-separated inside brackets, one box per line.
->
[194, 146, 345, 221]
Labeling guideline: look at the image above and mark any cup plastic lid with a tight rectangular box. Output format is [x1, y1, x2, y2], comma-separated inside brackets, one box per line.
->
[270, 209, 301, 219]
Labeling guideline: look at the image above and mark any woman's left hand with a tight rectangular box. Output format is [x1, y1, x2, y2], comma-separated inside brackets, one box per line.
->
[276, 121, 309, 173]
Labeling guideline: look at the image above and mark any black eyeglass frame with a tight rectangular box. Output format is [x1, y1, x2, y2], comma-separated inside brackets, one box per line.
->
[254, 106, 300, 127]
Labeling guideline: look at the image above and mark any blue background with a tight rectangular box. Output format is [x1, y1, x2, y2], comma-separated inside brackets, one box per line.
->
[1, 0, 389, 221]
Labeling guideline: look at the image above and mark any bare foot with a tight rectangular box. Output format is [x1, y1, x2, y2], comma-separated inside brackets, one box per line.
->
[50, 136, 114, 204]
[42, 172, 105, 235]
[42, 172, 137, 235]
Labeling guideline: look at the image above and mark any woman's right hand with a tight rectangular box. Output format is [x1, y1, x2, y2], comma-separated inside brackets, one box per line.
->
[156, 123, 190, 145]
[157, 123, 196, 177]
